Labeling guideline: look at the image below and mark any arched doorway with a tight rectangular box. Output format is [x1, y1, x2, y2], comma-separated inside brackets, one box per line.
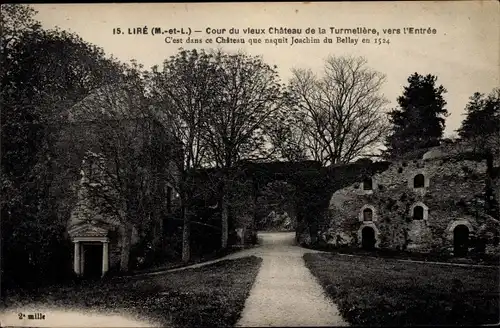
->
[361, 226, 376, 250]
[454, 225, 469, 257]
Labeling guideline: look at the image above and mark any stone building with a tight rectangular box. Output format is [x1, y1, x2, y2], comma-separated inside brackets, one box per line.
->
[325, 142, 500, 257]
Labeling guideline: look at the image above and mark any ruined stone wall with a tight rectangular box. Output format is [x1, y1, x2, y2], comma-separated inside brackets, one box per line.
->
[325, 151, 499, 255]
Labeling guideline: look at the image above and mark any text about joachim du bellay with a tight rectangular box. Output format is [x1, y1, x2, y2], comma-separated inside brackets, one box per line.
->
[112, 26, 439, 46]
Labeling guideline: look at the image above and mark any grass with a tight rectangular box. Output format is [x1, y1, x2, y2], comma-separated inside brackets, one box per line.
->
[3, 256, 262, 327]
[304, 253, 499, 326]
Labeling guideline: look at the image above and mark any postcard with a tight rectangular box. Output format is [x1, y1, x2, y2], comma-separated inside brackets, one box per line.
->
[1, 2, 499, 327]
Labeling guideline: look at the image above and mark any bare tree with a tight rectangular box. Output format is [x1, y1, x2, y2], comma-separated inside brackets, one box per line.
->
[284, 55, 390, 165]
[266, 109, 309, 162]
[147, 49, 218, 262]
[202, 50, 289, 248]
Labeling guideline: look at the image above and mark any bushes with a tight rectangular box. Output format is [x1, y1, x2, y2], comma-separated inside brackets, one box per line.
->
[2, 230, 75, 290]
[307, 241, 500, 265]
[190, 221, 222, 258]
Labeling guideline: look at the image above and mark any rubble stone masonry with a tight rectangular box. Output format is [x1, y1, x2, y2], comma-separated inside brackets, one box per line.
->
[325, 148, 500, 256]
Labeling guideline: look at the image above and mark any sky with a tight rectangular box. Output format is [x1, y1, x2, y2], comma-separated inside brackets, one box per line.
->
[31, 1, 499, 137]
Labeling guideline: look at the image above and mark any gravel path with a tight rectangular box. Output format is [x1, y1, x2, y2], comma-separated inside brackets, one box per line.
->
[235, 232, 348, 327]
[143, 231, 348, 327]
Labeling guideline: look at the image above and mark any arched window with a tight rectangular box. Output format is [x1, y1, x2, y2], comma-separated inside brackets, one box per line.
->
[363, 177, 373, 191]
[413, 206, 424, 220]
[363, 208, 373, 221]
[413, 174, 425, 188]
[410, 202, 429, 222]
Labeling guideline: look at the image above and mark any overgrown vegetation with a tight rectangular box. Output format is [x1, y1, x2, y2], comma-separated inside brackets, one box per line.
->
[304, 253, 499, 326]
[1, 4, 128, 288]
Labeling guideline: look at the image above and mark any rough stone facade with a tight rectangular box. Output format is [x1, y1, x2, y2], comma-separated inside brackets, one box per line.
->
[325, 144, 500, 257]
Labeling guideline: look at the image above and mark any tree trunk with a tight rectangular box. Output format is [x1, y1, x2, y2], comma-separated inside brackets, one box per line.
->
[484, 150, 499, 218]
[402, 228, 409, 251]
[221, 185, 229, 250]
[120, 223, 133, 272]
[181, 199, 190, 263]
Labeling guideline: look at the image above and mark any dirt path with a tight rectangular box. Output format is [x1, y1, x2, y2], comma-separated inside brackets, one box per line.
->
[235, 232, 348, 327]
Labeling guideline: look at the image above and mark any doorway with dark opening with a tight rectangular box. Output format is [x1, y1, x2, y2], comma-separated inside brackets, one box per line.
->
[453, 225, 469, 257]
[361, 226, 376, 250]
[83, 243, 103, 280]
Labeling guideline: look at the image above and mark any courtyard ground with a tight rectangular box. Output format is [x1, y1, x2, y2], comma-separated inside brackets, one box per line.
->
[4, 232, 496, 327]
[0, 256, 262, 327]
[235, 232, 348, 327]
[304, 252, 500, 326]
[131, 232, 348, 327]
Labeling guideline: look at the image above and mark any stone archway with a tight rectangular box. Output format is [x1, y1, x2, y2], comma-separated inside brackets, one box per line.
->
[453, 225, 470, 257]
[358, 222, 380, 250]
[361, 226, 376, 250]
[446, 219, 474, 257]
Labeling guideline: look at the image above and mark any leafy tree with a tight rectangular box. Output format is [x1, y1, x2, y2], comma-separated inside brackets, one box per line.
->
[457, 88, 500, 153]
[1, 4, 125, 285]
[457, 88, 500, 221]
[384, 73, 448, 158]
[278, 56, 390, 165]
[0, 4, 41, 52]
